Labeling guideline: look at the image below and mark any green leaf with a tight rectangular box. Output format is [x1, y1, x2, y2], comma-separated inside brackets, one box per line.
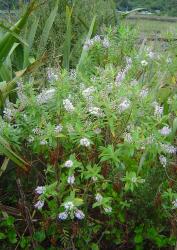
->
[134, 234, 143, 244]
[0, 232, 6, 240]
[33, 231, 46, 242]
[91, 243, 99, 250]
[7, 230, 17, 244]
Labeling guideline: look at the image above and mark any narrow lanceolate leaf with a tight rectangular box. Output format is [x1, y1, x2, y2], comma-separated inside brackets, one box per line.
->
[77, 16, 96, 70]
[23, 17, 39, 67]
[0, 136, 29, 171]
[63, 5, 73, 70]
[38, 0, 59, 56]
[0, 0, 36, 68]
[0, 157, 9, 177]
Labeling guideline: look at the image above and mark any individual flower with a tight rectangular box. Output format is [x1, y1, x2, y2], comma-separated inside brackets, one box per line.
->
[67, 175, 75, 185]
[58, 212, 68, 220]
[37, 88, 56, 105]
[80, 138, 91, 147]
[67, 124, 75, 133]
[131, 177, 137, 183]
[95, 193, 103, 202]
[75, 209, 85, 220]
[34, 200, 44, 210]
[35, 186, 46, 195]
[141, 60, 148, 66]
[118, 99, 131, 112]
[159, 155, 167, 167]
[166, 57, 172, 64]
[64, 160, 73, 168]
[63, 99, 75, 112]
[54, 124, 63, 133]
[64, 201, 74, 211]
[147, 51, 155, 59]
[159, 126, 171, 136]
[40, 140, 48, 145]
[104, 206, 112, 213]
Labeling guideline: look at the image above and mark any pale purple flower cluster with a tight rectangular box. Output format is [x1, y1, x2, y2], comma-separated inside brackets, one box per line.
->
[161, 143, 177, 154]
[63, 99, 75, 112]
[153, 102, 163, 118]
[88, 106, 104, 117]
[35, 186, 46, 195]
[118, 99, 131, 112]
[37, 88, 56, 105]
[34, 200, 44, 210]
[159, 126, 171, 136]
[67, 175, 75, 185]
[115, 57, 132, 86]
[83, 35, 110, 51]
[58, 201, 85, 221]
[54, 124, 63, 133]
[95, 193, 103, 202]
[159, 155, 167, 167]
[46, 67, 58, 82]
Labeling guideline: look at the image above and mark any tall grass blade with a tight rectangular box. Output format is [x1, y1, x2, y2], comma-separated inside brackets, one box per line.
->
[63, 5, 73, 70]
[37, 0, 59, 56]
[77, 16, 96, 71]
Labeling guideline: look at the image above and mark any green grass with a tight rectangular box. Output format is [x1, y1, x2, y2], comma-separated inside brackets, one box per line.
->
[125, 16, 177, 39]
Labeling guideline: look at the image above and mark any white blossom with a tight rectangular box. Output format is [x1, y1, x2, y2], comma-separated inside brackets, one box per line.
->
[124, 132, 132, 143]
[172, 199, 177, 208]
[148, 51, 155, 59]
[118, 99, 131, 112]
[63, 99, 75, 112]
[104, 206, 112, 213]
[64, 201, 74, 211]
[166, 57, 172, 64]
[94, 128, 102, 135]
[67, 175, 75, 185]
[3, 108, 14, 122]
[32, 128, 42, 135]
[64, 160, 73, 168]
[27, 136, 34, 143]
[141, 60, 148, 66]
[54, 124, 63, 133]
[58, 212, 68, 220]
[46, 67, 58, 82]
[82, 87, 95, 99]
[69, 69, 77, 80]
[140, 88, 149, 98]
[161, 143, 177, 154]
[159, 155, 167, 167]
[154, 103, 163, 118]
[131, 177, 137, 183]
[34, 200, 44, 209]
[40, 140, 48, 145]
[102, 38, 110, 48]
[35, 186, 46, 195]
[37, 88, 56, 105]
[95, 193, 103, 202]
[92, 176, 98, 182]
[80, 138, 91, 147]
[75, 209, 85, 220]
[88, 107, 104, 117]
[159, 126, 171, 136]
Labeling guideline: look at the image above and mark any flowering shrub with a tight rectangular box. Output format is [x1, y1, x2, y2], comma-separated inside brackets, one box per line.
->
[0, 27, 177, 249]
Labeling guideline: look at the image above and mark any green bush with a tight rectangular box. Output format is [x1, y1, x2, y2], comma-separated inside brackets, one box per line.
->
[0, 25, 176, 249]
